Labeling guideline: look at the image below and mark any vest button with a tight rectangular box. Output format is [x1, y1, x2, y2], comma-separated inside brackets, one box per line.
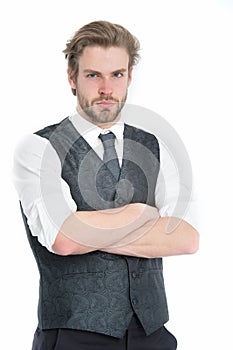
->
[116, 197, 124, 205]
[132, 298, 138, 305]
[131, 271, 137, 279]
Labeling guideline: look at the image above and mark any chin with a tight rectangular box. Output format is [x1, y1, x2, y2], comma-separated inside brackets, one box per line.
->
[89, 108, 120, 124]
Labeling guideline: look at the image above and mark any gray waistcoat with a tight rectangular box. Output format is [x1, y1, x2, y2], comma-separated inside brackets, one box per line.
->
[20, 117, 169, 338]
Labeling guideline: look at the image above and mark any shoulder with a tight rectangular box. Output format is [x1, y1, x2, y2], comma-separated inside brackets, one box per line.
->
[13, 132, 62, 188]
[14, 133, 49, 158]
[35, 117, 69, 140]
[124, 123, 159, 142]
[13, 131, 60, 167]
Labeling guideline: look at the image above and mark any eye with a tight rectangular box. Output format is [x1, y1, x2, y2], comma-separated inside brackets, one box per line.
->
[113, 72, 123, 78]
[87, 73, 98, 78]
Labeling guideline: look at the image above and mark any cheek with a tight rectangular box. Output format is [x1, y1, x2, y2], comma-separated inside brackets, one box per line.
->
[78, 79, 98, 95]
[114, 80, 129, 94]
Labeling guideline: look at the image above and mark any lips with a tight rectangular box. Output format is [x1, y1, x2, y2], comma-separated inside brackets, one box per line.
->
[96, 100, 115, 108]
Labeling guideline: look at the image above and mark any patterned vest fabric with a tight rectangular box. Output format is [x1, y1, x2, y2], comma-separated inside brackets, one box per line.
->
[20, 117, 169, 338]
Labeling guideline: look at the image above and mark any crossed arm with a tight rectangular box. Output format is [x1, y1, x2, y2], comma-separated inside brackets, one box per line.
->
[14, 134, 199, 258]
[52, 203, 199, 258]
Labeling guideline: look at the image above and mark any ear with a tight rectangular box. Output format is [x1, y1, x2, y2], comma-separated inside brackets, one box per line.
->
[128, 66, 133, 86]
[67, 68, 77, 90]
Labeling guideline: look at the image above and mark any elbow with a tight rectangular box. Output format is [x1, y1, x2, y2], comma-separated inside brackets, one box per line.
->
[52, 246, 71, 256]
[52, 241, 72, 256]
[52, 232, 78, 256]
[184, 229, 200, 255]
[52, 231, 93, 256]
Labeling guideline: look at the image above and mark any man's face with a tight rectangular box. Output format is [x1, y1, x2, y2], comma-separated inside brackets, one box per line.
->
[68, 46, 132, 127]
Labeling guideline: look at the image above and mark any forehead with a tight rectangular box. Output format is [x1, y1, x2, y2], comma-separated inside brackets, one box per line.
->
[79, 46, 130, 72]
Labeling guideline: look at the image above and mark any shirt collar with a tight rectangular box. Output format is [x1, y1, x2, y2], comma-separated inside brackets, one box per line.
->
[69, 110, 124, 148]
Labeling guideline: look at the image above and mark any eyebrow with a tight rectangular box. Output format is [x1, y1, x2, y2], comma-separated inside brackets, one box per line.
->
[83, 68, 127, 74]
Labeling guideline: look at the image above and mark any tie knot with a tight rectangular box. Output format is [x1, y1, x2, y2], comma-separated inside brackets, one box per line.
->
[99, 132, 116, 148]
[98, 131, 120, 180]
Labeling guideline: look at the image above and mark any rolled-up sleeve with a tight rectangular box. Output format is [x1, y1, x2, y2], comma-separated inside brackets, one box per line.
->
[155, 140, 199, 231]
[13, 134, 77, 251]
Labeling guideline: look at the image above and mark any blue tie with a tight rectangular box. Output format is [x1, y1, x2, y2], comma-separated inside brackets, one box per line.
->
[99, 132, 120, 180]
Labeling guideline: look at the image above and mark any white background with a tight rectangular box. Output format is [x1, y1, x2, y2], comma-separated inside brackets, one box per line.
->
[1, 0, 233, 348]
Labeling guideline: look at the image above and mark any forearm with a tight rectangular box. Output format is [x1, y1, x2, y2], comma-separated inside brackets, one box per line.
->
[52, 203, 159, 255]
[102, 216, 199, 258]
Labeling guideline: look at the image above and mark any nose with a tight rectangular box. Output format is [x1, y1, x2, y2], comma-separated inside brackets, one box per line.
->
[98, 77, 113, 96]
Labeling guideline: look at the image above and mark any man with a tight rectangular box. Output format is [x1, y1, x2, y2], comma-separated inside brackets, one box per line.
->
[13, 20, 199, 350]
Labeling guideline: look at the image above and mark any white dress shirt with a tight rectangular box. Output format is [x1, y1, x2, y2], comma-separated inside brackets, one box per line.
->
[13, 111, 198, 252]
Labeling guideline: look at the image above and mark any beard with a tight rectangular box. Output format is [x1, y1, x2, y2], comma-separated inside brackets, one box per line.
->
[77, 91, 127, 126]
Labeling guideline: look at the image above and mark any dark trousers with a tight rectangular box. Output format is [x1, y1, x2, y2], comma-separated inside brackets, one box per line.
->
[32, 314, 177, 350]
